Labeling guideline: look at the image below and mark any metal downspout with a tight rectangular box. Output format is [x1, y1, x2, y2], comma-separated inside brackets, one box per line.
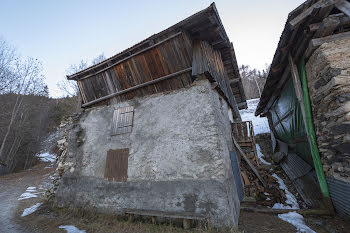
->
[299, 57, 334, 212]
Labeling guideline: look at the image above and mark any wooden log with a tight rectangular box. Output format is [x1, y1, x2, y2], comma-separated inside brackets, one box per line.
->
[241, 206, 331, 216]
[232, 136, 267, 188]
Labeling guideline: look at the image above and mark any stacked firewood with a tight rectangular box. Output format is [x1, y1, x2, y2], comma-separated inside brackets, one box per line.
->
[240, 158, 287, 207]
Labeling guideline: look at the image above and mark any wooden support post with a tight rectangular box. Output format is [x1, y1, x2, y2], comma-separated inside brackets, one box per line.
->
[151, 216, 156, 224]
[288, 54, 308, 128]
[183, 219, 191, 229]
[128, 214, 134, 223]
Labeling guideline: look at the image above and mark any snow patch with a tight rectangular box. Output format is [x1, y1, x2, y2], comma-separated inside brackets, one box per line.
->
[59, 225, 86, 233]
[37, 152, 56, 163]
[18, 186, 39, 200]
[239, 98, 270, 135]
[21, 203, 41, 217]
[272, 173, 299, 209]
[256, 144, 271, 165]
[278, 211, 315, 233]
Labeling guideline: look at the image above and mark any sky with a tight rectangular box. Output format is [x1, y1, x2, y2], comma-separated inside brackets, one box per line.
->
[0, 0, 305, 97]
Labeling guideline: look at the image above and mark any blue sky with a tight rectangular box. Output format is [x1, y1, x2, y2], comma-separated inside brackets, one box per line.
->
[1, 0, 304, 97]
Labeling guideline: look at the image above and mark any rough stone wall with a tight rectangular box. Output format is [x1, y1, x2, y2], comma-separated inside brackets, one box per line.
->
[54, 79, 240, 227]
[306, 38, 350, 182]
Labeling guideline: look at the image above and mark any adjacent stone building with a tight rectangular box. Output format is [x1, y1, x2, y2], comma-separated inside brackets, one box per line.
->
[256, 0, 350, 220]
[52, 3, 247, 228]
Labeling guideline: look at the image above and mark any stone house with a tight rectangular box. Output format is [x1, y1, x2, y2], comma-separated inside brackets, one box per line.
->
[256, 0, 350, 220]
[53, 3, 247, 228]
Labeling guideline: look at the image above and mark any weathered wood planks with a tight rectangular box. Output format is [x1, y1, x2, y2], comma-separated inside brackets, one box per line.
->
[79, 32, 193, 106]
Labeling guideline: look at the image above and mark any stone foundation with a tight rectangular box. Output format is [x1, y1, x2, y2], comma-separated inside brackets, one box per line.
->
[53, 79, 241, 228]
[306, 38, 350, 182]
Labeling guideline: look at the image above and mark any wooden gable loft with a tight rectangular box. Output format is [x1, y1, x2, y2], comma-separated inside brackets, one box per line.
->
[67, 3, 247, 117]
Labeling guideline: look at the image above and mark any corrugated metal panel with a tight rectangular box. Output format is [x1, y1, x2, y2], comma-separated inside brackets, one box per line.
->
[327, 177, 350, 220]
[112, 106, 134, 135]
[104, 148, 129, 182]
[280, 152, 312, 181]
[280, 152, 322, 208]
[230, 151, 244, 202]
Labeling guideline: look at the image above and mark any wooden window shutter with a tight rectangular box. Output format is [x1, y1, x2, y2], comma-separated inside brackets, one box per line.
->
[104, 148, 129, 182]
[112, 106, 134, 135]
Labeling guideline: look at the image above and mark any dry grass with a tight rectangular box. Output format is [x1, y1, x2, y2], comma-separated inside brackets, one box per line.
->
[18, 202, 240, 233]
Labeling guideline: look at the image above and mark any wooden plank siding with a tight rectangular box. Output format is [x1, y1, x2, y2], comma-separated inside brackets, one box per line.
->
[192, 40, 240, 118]
[77, 32, 193, 107]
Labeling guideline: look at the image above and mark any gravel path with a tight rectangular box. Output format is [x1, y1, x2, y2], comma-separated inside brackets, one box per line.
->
[0, 163, 54, 233]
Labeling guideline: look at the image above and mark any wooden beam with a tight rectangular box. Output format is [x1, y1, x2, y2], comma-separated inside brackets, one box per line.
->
[262, 65, 290, 115]
[232, 136, 267, 188]
[289, 0, 335, 29]
[313, 17, 340, 38]
[288, 53, 317, 161]
[288, 54, 307, 129]
[305, 30, 350, 58]
[69, 32, 183, 81]
[81, 67, 192, 108]
[309, 13, 349, 32]
[312, 30, 350, 46]
[335, 0, 350, 17]
[241, 207, 331, 216]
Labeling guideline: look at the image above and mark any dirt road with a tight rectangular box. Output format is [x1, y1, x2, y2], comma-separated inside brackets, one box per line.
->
[0, 163, 54, 233]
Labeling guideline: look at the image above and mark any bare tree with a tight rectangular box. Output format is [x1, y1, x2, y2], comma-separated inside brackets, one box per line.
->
[92, 53, 106, 65]
[0, 38, 47, 171]
[0, 38, 17, 94]
[240, 64, 268, 99]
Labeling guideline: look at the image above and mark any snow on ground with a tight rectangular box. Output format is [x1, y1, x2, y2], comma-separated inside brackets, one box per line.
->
[59, 225, 86, 233]
[21, 203, 42, 217]
[239, 98, 270, 135]
[18, 186, 44, 200]
[36, 152, 56, 163]
[272, 173, 299, 209]
[256, 144, 271, 165]
[278, 211, 316, 233]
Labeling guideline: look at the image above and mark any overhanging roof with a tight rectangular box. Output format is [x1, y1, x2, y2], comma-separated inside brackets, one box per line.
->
[255, 0, 350, 116]
[67, 3, 247, 108]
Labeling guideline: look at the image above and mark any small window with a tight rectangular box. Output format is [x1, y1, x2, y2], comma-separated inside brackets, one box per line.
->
[112, 106, 134, 135]
[104, 148, 129, 182]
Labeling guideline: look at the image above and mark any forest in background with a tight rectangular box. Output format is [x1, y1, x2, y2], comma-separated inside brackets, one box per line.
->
[0, 35, 266, 175]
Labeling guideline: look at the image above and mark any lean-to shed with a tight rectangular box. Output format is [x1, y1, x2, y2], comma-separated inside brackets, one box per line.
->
[54, 3, 246, 228]
[256, 0, 350, 220]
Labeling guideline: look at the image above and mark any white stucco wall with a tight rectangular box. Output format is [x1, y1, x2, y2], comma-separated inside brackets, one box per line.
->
[77, 78, 234, 182]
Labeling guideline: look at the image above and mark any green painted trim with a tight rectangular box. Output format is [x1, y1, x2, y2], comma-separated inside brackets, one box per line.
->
[300, 57, 330, 198]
